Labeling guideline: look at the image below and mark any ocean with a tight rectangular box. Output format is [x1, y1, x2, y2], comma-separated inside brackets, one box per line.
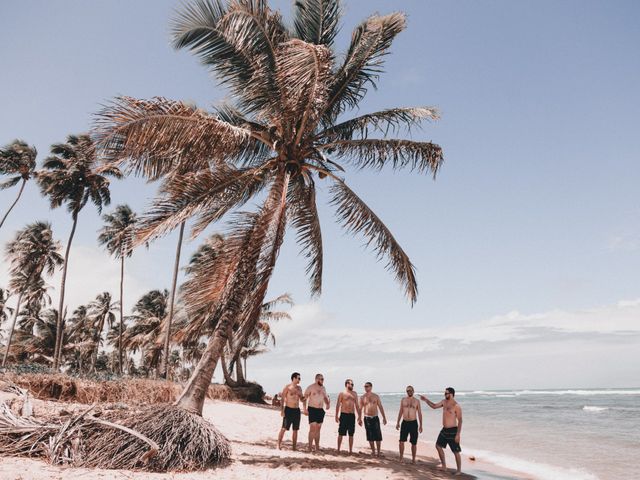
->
[375, 388, 640, 480]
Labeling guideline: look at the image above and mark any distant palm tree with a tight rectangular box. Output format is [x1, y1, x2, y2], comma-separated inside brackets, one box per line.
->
[95, 0, 443, 415]
[0, 140, 37, 230]
[11, 308, 59, 364]
[37, 134, 122, 369]
[123, 289, 169, 376]
[98, 204, 137, 374]
[0, 288, 13, 337]
[65, 305, 94, 372]
[87, 292, 118, 373]
[2, 221, 63, 366]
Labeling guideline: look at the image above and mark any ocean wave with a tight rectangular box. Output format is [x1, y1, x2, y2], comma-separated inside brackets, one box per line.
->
[583, 406, 608, 412]
[465, 448, 599, 480]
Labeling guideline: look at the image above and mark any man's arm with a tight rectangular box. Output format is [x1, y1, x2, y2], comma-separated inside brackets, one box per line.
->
[323, 387, 330, 410]
[377, 396, 387, 425]
[419, 395, 443, 409]
[280, 386, 287, 416]
[396, 400, 403, 429]
[335, 393, 342, 422]
[302, 386, 310, 413]
[355, 393, 362, 425]
[417, 400, 423, 433]
[455, 405, 463, 443]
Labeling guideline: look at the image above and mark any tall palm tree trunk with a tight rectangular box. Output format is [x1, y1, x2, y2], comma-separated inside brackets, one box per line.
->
[1, 291, 24, 366]
[220, 351, 239, 387]
[243, 356, 247, 381]
[118, 255, 124, 375]
[175, 173, 289, 415]
[0, 179, 26, 230]
[234, 350, 245, 384]
[161, 221, 184, 379]
[53, 210, 79, 369]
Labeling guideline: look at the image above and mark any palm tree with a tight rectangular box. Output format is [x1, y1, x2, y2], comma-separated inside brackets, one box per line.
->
[95, 0, 443, 415]
[0, 140, 37, 230]
[2, 221, 63, 366]
[65, 305, 94, 373]
[123, 289, 169, 376]
[0, 288, 13, 338]
[87, 292, 118, 373]
[37, 134, 122, 369]
[98, 205, 137, 374]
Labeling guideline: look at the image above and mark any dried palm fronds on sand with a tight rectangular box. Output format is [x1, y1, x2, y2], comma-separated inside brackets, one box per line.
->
[0, 382, 231, 471]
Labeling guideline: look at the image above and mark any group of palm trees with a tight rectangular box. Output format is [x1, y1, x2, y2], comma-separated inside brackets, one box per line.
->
[1, 0, 443, 417]
[0, 136, 291, 383]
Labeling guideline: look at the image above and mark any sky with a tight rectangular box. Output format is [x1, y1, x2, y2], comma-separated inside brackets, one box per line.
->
[0, 0, 638, 394]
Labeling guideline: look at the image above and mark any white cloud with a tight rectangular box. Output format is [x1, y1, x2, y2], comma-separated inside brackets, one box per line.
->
[249, 298, 640, 394]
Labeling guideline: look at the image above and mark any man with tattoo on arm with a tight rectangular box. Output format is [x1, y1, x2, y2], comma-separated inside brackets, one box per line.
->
[277, 372, 304, 450]
[303, 373, 330, 452]
[396, 385, 422, 464]
[420, 387, 463, 475]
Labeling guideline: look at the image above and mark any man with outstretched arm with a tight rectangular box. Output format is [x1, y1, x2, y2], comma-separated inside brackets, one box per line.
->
[277, 372, 304, 450]
[335, 378, 362, 454]
[303, 373, 330, 452]
[396, 385, 422, 463]
[420, 387, 463, 475]
[359, 381, 387, 456]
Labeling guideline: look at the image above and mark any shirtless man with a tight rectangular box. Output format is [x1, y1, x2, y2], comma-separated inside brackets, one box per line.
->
[396, 385, 422, 463]
[420, 387, 463, 475]
[335, 378, 362, 454]
[303, 373, 330, 452]
[359, 381, 387, 456]
[277, 372, 304, 450]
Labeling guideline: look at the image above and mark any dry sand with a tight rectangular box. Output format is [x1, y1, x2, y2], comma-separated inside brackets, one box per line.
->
[0, 391, 527, 479]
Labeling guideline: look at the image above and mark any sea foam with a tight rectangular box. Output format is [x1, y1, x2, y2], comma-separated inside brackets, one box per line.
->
[465, 448, 599, 480]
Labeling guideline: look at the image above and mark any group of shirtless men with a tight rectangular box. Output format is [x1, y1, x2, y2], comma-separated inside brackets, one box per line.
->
[277, 372, 464, 475]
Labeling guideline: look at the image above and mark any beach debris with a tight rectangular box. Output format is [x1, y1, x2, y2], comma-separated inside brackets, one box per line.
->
[0, 401, 230, 471]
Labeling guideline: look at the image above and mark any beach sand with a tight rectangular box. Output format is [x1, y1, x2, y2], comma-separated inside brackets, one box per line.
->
[0, 391, 527, 479]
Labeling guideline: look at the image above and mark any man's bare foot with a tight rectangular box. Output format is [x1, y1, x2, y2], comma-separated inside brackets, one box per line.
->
[438, 465, 447, 470]
[454, 471, 463, 476]
[411, 459, 416, 464]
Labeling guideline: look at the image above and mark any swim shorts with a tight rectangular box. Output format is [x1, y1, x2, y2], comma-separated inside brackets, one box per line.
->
[436, 426, 461, 452]
[308, 406, 326, 424]
[400, 419, 418, 445]
[282, 406, 301, 431]
[338, 412, 356, 436]
[364, 415, 383, 442]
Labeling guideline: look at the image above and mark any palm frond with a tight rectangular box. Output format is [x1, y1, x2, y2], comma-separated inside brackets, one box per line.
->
[323, 12, 406, 122]
[288, 177, 322, 295]
[329, 179, 417, 304]
[0, 176, 21, 190]
[323, 138, 443, 176]
[94, 96, 254, 179]
[319, 106, 439, 141]
[293, 0, 341, 47]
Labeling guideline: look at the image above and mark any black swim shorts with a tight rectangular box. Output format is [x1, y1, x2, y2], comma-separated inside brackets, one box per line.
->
[338, 412, 356, 436]
[282, 406, 301, 431]
[308, 406, 326, 424]
[436, 426, 461, 452]
[364, 416, 383, 442]
[400, 419, 419, 445]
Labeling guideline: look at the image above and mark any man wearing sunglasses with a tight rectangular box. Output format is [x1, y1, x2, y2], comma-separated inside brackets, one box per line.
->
[360, 381, 387, 456]
[335, 378, 362, 454]
[303, 373, 330, 452]
[277, 372, 304, 450]
[420, 387, 463, 475]
[396, 385, 422, 464]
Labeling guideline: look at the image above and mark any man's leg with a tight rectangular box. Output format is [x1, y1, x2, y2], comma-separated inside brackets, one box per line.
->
[369, 440, 375, 454]
[436, 444, 446, 469]
[308, 424, 315, 452]
[399, 441, 405, 461]
[376, 440, 382, 456]
[348, 434, 354, 453]
[337, 434, 344, 452]
[315, 424, 322, 451]
[292, 430, 298, 450]
[411, 443, 417, 464]
[454, 451, 462, 474]
[277, 427, 286, 449]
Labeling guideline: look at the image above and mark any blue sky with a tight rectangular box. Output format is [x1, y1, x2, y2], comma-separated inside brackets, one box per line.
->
[1, 1, 638, 393]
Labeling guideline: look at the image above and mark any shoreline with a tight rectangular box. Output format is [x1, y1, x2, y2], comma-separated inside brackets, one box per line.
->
[0, 391, 531, 480]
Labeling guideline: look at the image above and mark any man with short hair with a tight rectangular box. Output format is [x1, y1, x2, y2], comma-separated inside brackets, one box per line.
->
[420, 387, 463, 475]
[277, 372, 304, 450]
[359, 381, 387, 456]
[303, 373, 330, 452]
[396, 385, 422, 464]
[335, 378, 362, 454]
